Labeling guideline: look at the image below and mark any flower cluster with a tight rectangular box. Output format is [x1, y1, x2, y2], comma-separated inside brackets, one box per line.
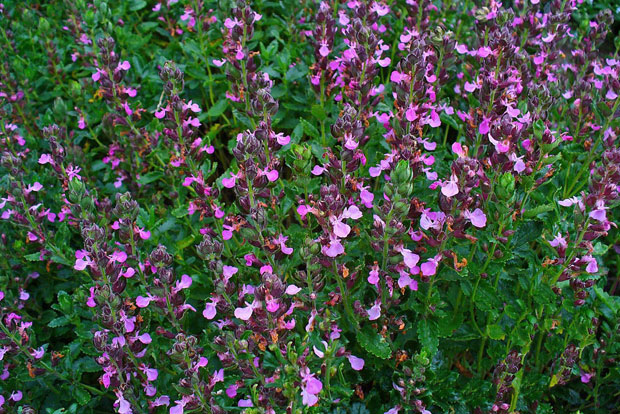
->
[0, 1, 619, 414]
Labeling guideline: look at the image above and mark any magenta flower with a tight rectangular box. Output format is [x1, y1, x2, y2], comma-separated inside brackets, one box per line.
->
[441, 175, 459, 197]
[421, 255, 442, 277]
[347, 355, 365, 371]
[322, 236, 345, 257]
[300, 368, 323, 407]
[203, 298, 219, 319]
[583, 256, 598, 274]
[368, 301, 381, 320]
[110, 250, 127, 263]
[24, 182, 43, 194]
[234, 301, 257, 321]
[397, 271, 418, 291]
[74, 250, 93, 271]
[464, 208, 487, 228]
[38, 154, 52, 164]
[479, 116, 491, 134]
[222, 171, 242, 188]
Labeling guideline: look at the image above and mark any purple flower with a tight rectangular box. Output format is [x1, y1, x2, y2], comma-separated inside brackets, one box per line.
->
[464, 208, 487, 228]
[441, 175, 459, 197]
[110, 250, 127, 263]
[368, 301, 381, 320]
[234, 302, 256, 321]
[39, 154, 52, 164]
[347, 355, 365, 371]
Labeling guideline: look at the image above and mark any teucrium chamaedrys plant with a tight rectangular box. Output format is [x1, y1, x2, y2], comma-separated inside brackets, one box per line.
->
[0, 0, 619, 413]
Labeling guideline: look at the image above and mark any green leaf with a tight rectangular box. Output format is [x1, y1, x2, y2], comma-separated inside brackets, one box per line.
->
[356, 326, 392, 359]
[486, 324, 506, 340]
[138, 172, 164, 185]
[300, 118, 320, 139]
[207, 99, 228, 117]
[72, 386, 91, 405]
[49, 316, 69, 328]
[176, 235, 196, 251]
[58, 291, 73, 314]
[311, 104, 327, 121]
[128, 0, 147, 11]
[171, 205, 188, 219]
[417, 319, 439, 354]
[523, 204, 554, 218]
[24, 252, 41, 261]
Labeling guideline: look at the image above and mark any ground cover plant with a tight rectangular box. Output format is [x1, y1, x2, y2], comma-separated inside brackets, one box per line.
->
[1, 0, 619, 413]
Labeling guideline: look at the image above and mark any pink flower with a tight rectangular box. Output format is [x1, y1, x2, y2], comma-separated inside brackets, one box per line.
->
[117, 61, 131, 71]
[274, 234, 293, 255]
[285, 285, 302, 295]
[589, 207, 607, 222]
[121, 102, 132, 116]
[222, 171, 241, 188]
[368, 265, 380, 285]
[136, 294, 155, 308]
[110, 251, 127, 263]
[74, 255, 93, 271]
[203, 298, 218, 319]
[581, 372, 594, 383]
[421, 255, 441, 277]
[347, 355, 365, 371]
[583, 256, 598, 274]
[464, 208, 487, 228]
[323, 237, 345, 257]
[114, 392, 132, 414]
[25, 182, 43, 194]
[489, 134, 510, 153]
[441, 174, 459, 197]
[238, 398, 253, 408]
[426, 110, 441, 128]
[368, 301, 381, 320]
[319, 41, 330, 57]
[183, 117, 201, 128]
[223, 265, 238, 281]
[311, 165, 325, 175]
[38, 154, 53, 164]
[549, 233, 567, 249]
[137, 228, 151, 240]
[226, 384, 238, 398]
[479, 116, 491, 134]
[234, 303, 255, 321]
[401, 248, 420, 269]
[558, 197, 581, 207]
[398, 272, 418, 290]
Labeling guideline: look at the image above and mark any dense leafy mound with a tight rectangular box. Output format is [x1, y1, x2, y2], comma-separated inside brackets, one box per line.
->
[0, 1, 619, 413]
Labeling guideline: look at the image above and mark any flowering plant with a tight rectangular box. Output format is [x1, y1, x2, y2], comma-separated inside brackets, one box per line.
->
[1, 0, 619, 413]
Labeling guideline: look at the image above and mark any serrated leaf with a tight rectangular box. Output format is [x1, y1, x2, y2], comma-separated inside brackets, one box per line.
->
[49, 316, 69, 328]
[130, 0, 147, 10]
[138, 172, 164, 185]
[523, 204, 554, 218]
[356, 326, 391, 359]
[24, 252, 41, 261]
[171, 205, 188, 218]
[311, 104, 327, 121]
[207, 99, 228, 117]
[417, 319, 439, 354]
[73, 386, 91, 405]
[486, 324, 505, 340]
[176, 235, 195, 251]
[300, 118, 320, 139]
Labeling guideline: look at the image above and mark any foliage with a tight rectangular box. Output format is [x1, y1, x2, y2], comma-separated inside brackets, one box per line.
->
[0, 0, 619, 414]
